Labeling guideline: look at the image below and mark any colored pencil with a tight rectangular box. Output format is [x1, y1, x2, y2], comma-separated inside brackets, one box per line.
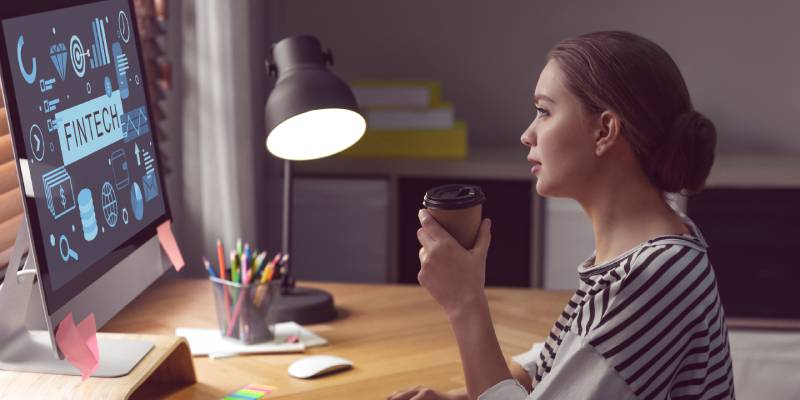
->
[202, 257, 218, 279]
[250, 251, 267, 283]
[216, 240, 230, 325]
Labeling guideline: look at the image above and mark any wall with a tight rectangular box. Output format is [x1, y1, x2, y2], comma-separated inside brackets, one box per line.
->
[168, 0, 286, 278]
[262, 0, 800, 288]
[269, 0, 800, 153]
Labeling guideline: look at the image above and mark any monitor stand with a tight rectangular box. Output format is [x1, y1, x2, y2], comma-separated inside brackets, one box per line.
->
[0, 222, 153, 377]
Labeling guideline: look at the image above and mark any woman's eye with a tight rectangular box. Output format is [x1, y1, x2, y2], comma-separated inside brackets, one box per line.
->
[535, 107, 549, 118]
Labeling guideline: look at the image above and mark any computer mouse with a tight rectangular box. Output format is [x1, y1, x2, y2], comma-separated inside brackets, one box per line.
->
[287, 354, 354, 379]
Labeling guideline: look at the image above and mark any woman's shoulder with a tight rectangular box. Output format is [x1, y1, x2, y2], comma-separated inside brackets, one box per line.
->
[571, 234, 716, 337]
[565, 239, 725, 388]
[575, 239, 729, 398]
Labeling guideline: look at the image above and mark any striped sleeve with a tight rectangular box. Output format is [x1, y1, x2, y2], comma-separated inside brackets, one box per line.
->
[478, 379, 529, 400]
[583, 243, 735, 399]
[528, 330, 637, 400]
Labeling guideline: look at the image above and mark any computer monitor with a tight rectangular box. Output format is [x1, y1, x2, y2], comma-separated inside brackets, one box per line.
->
[0, 0, 172, 376]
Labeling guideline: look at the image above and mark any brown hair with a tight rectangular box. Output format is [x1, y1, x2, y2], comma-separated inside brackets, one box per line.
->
[547, 31, 716, 195]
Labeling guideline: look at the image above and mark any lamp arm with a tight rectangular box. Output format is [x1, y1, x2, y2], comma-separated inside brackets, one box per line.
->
[281, 158, 295, 293]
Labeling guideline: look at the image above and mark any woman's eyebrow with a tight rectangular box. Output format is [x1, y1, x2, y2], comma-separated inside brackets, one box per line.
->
[534, 94, 555, 104]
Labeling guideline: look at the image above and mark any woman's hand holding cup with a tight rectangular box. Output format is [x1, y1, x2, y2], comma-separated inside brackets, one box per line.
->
[417, 208, 492, 318]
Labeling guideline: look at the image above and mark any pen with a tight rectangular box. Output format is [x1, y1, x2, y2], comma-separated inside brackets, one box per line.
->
[252, 252, 279, 305]
[216, 240, 231, 325]
[230, 251, 239, 283]
[209, 352, 238, 360]
[216, 240, 226, 281]
[242, 244, 250, 285]
[266, 253, 282, 277]
[254, 251, 268, 280]
[202, 257, 218, 279]
[278, 253, 290, 279]
[248, 251, 264, 283]
[261, 261, 274, 284]
[254, 262, 274, 306]
[264, 262, 275, 282]
[226, 249, 249, 337]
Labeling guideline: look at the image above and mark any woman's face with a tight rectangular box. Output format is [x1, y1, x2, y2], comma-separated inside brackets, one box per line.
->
[520, 59, 600, 199]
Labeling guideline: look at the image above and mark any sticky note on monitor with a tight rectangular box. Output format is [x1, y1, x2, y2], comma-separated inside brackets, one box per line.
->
[55, 312, 100, 381]
[157, 219, 185, 271]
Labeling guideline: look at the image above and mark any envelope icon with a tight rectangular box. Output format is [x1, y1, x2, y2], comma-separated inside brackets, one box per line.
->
[143, 171, 159, 202]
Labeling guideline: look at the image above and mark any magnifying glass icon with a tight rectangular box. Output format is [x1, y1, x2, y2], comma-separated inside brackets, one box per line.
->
[59, 235, 79, 262]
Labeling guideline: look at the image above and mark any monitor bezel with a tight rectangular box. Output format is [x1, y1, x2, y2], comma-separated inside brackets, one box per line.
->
[0, 0, 172, 315]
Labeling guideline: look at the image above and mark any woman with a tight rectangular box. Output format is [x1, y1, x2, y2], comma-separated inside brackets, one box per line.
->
[388, 31, 734, 400]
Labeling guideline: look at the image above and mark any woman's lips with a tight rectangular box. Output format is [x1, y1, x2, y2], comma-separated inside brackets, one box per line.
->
[527, 157, 541, 174]
[530, 161, 542, 174]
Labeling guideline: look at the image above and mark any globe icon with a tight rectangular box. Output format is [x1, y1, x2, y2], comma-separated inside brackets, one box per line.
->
[101, 182, 118, 228]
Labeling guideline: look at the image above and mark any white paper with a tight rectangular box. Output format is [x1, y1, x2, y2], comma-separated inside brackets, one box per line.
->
[176, 321, 328, 357]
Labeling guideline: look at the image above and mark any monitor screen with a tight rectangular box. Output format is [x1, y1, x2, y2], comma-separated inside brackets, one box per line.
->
[0, 0, 168, 313]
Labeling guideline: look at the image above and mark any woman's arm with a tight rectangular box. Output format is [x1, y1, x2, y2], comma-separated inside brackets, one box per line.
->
[447, 295, 512, 399]
[414, 210, 528, 399]
[388, 357, 531, 399]
[446, 358, 533, 399]
[509, 359, 534, 392]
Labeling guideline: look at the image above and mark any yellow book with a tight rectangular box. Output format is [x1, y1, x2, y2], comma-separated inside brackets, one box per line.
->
[338, 121, 468, 159]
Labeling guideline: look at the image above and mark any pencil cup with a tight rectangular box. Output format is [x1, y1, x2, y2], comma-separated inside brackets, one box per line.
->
[210, 277, 281, 344]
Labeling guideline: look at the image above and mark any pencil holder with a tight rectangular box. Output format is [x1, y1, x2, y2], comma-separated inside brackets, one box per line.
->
[210, 277, 281, 344]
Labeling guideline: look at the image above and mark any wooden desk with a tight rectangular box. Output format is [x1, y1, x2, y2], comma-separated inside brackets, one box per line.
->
[103, 278, 572, 399]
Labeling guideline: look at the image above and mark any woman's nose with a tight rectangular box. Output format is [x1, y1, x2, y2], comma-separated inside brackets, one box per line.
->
[520, 127, 535, 147]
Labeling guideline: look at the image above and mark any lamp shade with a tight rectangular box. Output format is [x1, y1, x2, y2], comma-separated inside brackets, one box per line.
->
[265, 35, 366, 161]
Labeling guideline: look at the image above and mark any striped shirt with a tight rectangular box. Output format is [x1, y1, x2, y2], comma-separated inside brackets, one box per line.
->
[481, 212, 736, 399]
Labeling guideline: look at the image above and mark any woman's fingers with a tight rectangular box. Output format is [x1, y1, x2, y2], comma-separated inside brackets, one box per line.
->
[469, 218, 492, 256]
[409, 388, 446, 400]
[388, 386, 448, 400]
[417, 209, 451, 242]
[417, 227, 434, 247]
[387, 387, 422, 400]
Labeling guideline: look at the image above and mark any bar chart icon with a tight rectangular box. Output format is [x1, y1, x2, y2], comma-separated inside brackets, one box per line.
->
[89, 17, 110, 69]
[112, 42, 129, 99]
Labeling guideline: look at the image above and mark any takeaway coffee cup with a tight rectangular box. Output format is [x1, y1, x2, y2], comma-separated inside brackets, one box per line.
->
[422, 184, 486, 249]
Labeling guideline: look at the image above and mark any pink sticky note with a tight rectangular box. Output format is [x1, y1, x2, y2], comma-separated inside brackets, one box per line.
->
[157, 219, 185, 271]
[76, 313, 99, 362]
[55, 312, 100, 381]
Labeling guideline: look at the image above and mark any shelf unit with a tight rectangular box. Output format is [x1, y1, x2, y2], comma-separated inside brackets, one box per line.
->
[292, 145, 545, 288]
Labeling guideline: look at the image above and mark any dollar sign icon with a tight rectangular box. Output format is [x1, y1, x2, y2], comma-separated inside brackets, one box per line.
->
[60, 185, 66, 207]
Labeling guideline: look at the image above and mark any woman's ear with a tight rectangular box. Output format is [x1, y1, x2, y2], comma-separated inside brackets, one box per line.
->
[594, 111, 621, 157]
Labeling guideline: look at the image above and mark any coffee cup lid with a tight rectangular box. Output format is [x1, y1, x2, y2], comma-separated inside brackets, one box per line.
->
[422, 184, 486, 210]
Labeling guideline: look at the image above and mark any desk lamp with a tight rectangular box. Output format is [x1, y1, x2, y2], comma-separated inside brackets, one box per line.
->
[264, 35, 366, 324]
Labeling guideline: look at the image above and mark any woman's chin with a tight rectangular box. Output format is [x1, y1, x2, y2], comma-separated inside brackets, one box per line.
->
[535, 177, 563, 198]
[535, 178, 552, 197]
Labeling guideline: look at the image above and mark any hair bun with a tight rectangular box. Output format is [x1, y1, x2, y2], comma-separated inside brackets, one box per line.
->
[652, 110, 717, 194]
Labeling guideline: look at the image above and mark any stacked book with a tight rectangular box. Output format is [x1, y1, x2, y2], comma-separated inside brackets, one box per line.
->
[339, 80, 467, 159]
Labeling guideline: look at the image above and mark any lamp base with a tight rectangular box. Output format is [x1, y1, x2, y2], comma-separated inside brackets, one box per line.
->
[269, 286, 337, 325]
